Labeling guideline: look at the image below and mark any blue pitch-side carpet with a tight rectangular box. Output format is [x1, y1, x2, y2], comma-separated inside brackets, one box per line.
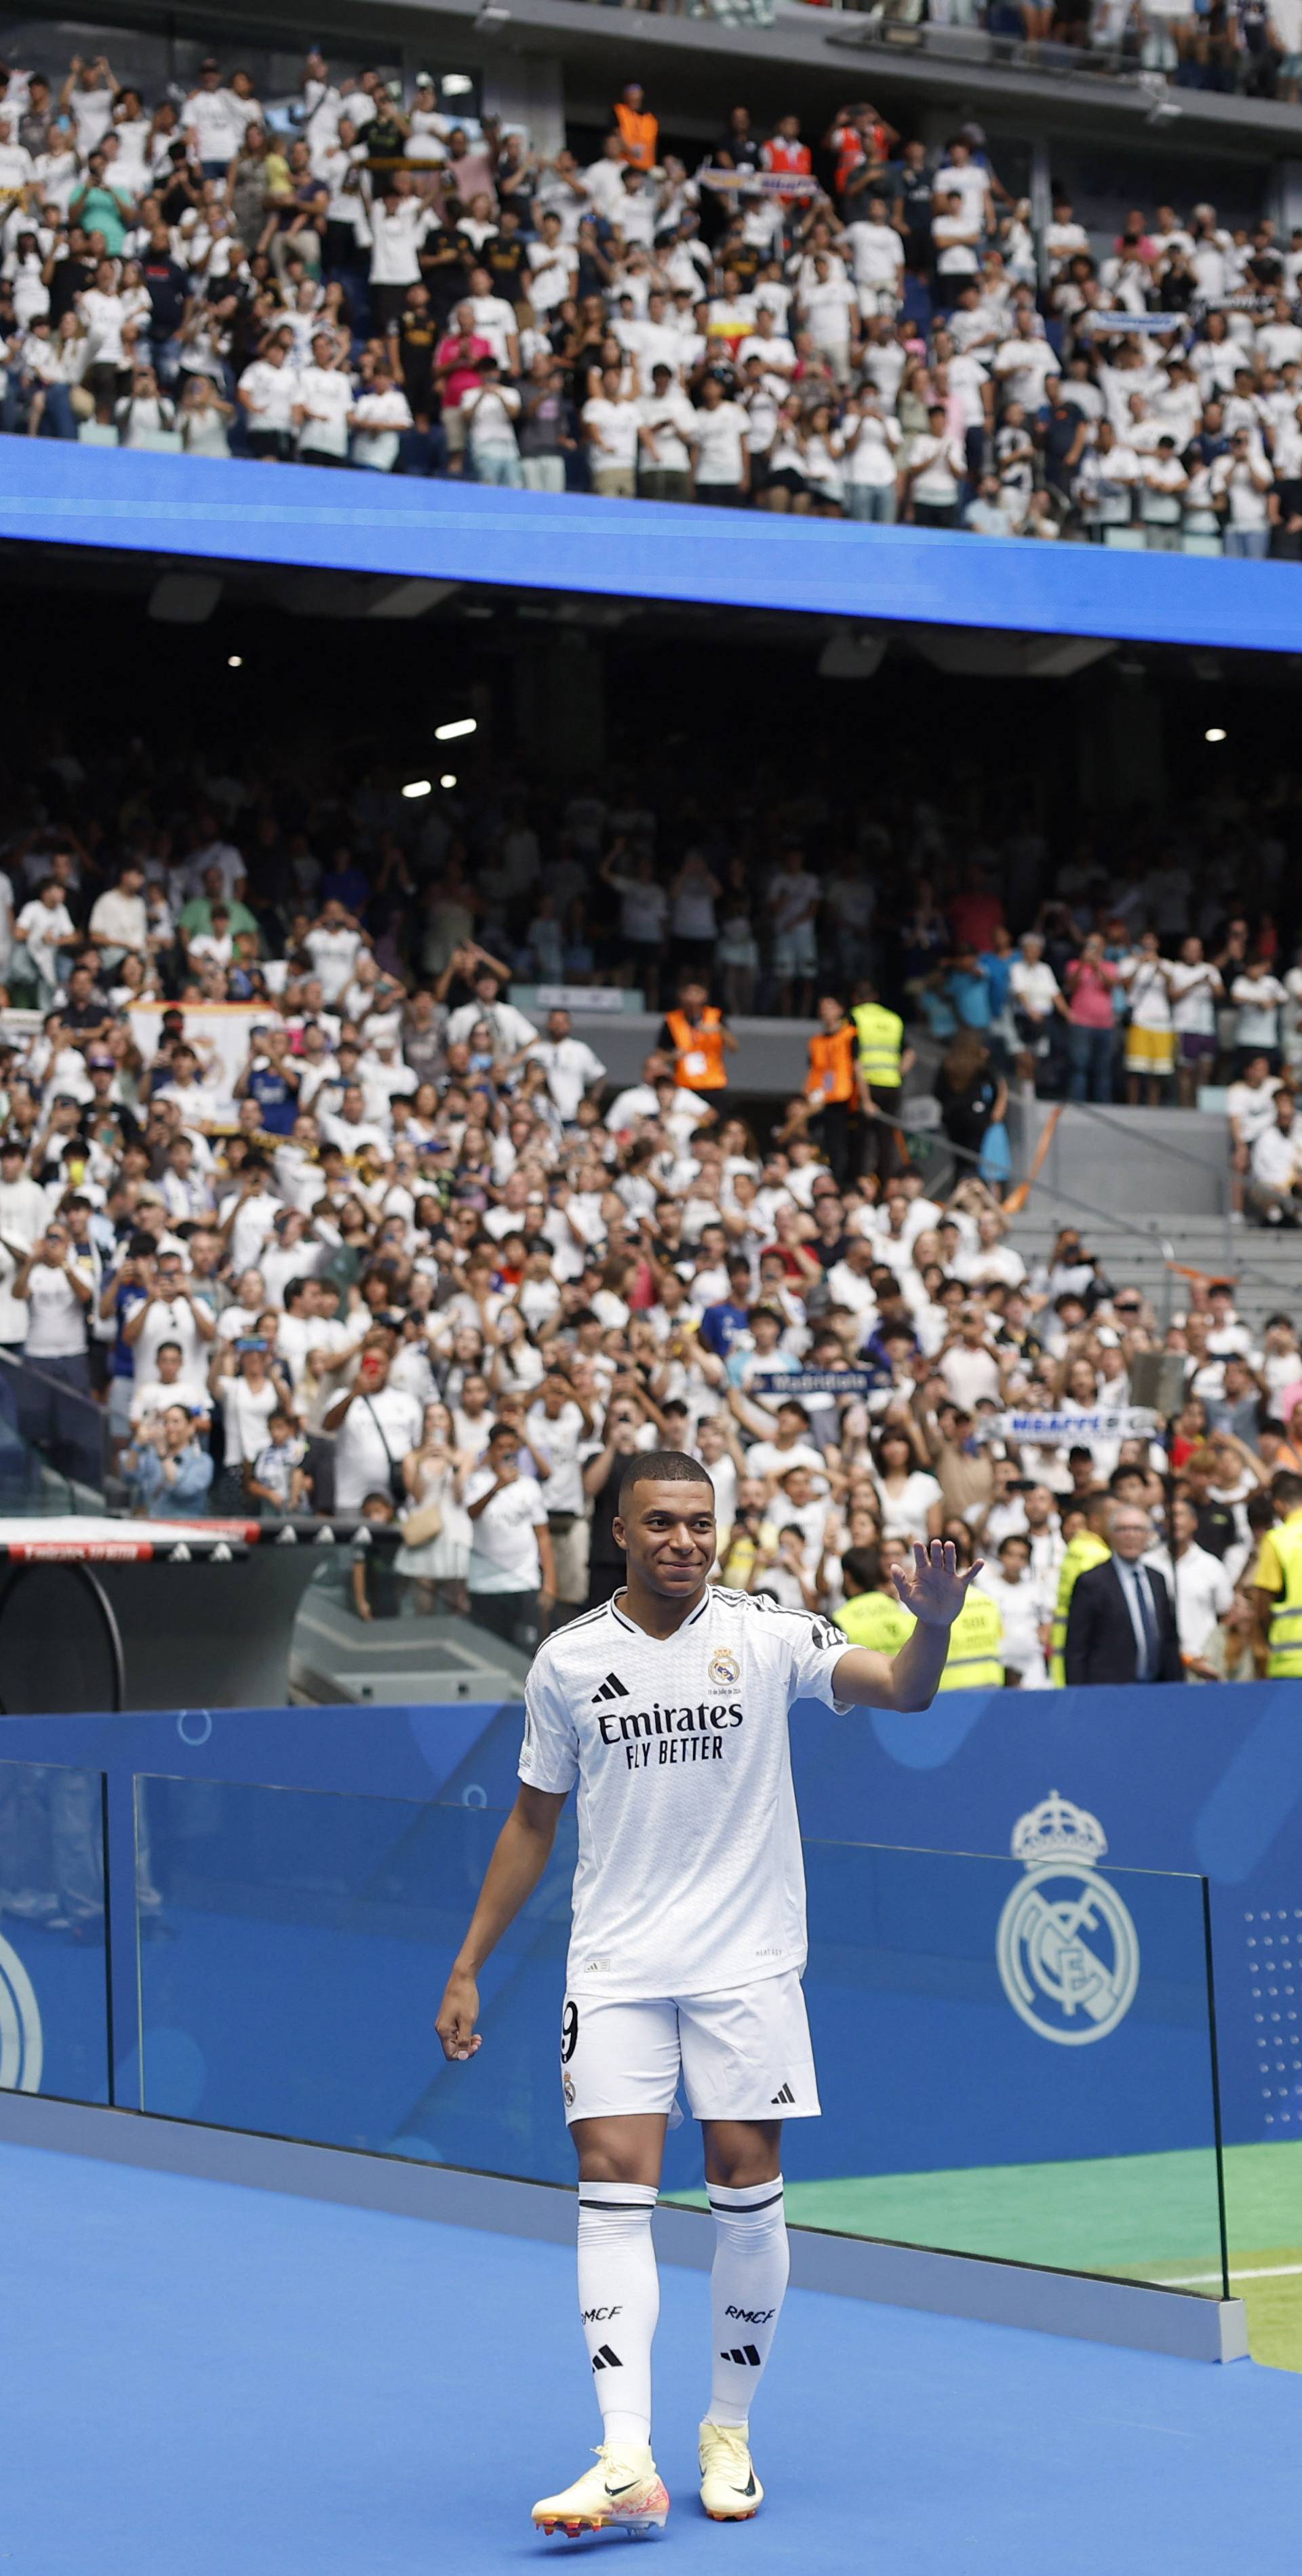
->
[2, 2140, 1297, 2573]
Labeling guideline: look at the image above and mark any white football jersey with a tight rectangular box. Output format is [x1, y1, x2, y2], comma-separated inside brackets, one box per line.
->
[519, 1587, 851, 2004]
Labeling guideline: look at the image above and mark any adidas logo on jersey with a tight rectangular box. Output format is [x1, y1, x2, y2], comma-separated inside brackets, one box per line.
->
[591, 1672, 630, 1703]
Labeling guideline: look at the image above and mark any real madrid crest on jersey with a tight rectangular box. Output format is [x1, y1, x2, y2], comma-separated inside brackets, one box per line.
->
[709, 1648, 741, 1690]
[995, 1790, 1139, 2048]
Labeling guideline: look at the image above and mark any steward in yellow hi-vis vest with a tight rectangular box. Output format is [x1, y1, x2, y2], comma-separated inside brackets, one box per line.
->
[934, 1587, 1004, 1690]
[1049, 1505, 1112, 1684]
[850, 998, 905, 1092]
[835, 1583, 916, 1654]
[1251, 1481, 1302, 1678]
[836, 1551, 1003, 1688]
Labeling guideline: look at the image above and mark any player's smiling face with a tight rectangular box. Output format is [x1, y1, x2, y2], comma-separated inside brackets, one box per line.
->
[616, 1480, 717, 1600]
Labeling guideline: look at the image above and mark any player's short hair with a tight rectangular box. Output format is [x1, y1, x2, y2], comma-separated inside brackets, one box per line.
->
[1272, 1469, 1302, 1512]
[617, 1449, 715, 1513]
[842, 1545, 884, 1595]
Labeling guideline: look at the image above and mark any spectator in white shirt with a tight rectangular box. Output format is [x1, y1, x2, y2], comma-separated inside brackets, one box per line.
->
[462, 360, 523, 488]
[901, 404, 964, 528]
[690, 376, 751, 506]
[583, 364, 641, 499]
[520, 1010, 607, 1123]
[1212, 430, 1276, 557]
[1231, 956, 1288, 1072]
[637, 367, 697, 504]
[349, 364, 413, 472]
[237, 336, 296, 460]
[294, 334, 354, 465]
[1248, 1094, 1302, 1225]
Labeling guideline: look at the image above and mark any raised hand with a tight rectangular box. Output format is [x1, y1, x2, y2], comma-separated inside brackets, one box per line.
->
[891, 1538, 983, 1629]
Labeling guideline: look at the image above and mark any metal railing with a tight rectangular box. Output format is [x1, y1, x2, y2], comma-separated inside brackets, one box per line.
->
[0, 1355, 109, 1511]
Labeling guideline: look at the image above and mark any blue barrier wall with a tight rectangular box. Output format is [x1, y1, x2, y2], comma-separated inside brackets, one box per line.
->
[0, 1682, 1297, 2187]
[3, 441, 1302, 654]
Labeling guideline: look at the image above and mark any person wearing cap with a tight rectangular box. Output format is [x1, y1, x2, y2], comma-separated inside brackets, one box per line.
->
[181, 58, 245, 178]
[407, 73, 449, 164]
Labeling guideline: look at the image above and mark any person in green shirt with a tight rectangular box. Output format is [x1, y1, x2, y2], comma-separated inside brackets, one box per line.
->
[178, 870, 260, 949]
[69, 145, 136, 257]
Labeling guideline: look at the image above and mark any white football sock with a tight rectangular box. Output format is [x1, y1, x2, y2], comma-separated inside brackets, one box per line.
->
[576, 2179, 659, 2448]
[707, 2176, 789, 2430]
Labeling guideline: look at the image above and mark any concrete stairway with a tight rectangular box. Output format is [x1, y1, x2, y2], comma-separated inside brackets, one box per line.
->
[1002, 1211, 1302, 1340]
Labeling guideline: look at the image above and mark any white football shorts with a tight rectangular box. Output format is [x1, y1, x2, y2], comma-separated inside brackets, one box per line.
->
[559, 1970, 821, 2126]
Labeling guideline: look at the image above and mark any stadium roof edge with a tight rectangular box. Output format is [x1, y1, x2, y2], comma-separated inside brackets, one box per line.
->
[3, 443, 1301, 656]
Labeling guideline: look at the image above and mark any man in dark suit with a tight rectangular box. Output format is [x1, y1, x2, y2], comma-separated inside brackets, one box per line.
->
[1064, 1505, 1185, 1686]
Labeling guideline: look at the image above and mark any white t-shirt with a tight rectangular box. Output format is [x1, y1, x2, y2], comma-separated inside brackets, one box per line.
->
[692, 401, 749, 486]
[1120, 955, 1172, 1032]
[1148, 1543, 1233, 1658]
[519, 1587, 851, 2000]
[583, 395, 640, 473]
[524, 1399, 587, 1515]
[182, 87, 245, 163]
[845, 220, 904, 290]
[296, 365, 353, 458]
[465, 1465, 547, 1590]
[1010, 958, 1060, 1017]
[524, 1035, 607, 1122]
[976, 1566, 1051, 1682]
[238, 359, 296, 432]
[23, 1261, 87, 1356]
[637, 389, 696, 474]
[133, 1292, 208, 1392]
[218, 1374, 280, 1469]
[1226, 1076, 1281, 1145]
[994, 335, 1060, 406]
[304, 924, 361, 1000]
[873, 1469, 943, 1543]
[16, 897, 74, 986]
[1233, 974, 1286, 1048]
[909, 434, 963, 504]
[334, 1385, 423, 1511]
[351, 386, 413, 472]
[1167, 959, 1221, 1038]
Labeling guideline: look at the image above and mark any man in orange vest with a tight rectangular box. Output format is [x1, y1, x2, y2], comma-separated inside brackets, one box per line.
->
[804, 993, 857, 1184]
[660, 976, 737, 1098]
[612, 83, 658, 174]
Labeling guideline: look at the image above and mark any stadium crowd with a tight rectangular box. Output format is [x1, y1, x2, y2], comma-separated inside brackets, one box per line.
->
[0, 734, 1299, 1683]
[1, 44, 1301, 549]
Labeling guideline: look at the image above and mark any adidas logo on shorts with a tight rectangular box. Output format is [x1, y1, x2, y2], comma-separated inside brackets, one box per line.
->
[770, 2081, 795, 2106]
[591, 1673, 630, 1703]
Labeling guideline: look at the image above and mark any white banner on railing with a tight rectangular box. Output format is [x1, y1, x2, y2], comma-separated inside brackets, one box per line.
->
[697, 168, 817, 197]
[992, 1408, 1160, 1444]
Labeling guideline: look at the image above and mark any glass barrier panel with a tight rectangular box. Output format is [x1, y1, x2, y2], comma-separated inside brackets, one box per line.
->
[755, 1837, 1227, 2297]
[134, 1782, 1227, 2291]
[0, 1758, 110, 2101]
[134, 1775, 580, 2181]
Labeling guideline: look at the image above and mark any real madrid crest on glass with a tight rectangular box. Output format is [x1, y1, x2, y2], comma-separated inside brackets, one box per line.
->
[995, 1791, 1140, 2048]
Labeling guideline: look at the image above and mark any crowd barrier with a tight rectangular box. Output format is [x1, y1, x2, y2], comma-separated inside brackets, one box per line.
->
[0, 1679, 1297, 2303]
